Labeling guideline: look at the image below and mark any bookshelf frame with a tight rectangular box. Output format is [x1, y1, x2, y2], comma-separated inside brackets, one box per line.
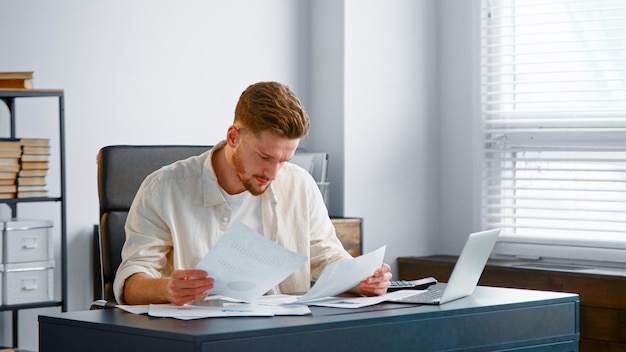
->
[0, 89, 67, 349]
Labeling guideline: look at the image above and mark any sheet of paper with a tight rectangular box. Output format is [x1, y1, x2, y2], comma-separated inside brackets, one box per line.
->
[148, 303, 274, 319]
[305, 289, 425, 309]
[296, 245, 386, 303]
[225, 302, 311, 316]
[196, 220, 308, 302]
[253, 294, 300, 306]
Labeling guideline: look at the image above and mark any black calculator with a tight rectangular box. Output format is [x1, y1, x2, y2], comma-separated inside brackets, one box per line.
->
[388, 276, 438, 292]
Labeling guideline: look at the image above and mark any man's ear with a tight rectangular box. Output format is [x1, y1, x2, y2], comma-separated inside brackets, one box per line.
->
[226, 125, 241, 147]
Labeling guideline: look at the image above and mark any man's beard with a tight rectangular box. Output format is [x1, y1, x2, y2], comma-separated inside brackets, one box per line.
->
[232, 146, 270, 196]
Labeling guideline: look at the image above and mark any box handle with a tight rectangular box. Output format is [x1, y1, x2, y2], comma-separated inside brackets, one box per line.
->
[22, 237, 39, 249]
[22, 279, 38, 291]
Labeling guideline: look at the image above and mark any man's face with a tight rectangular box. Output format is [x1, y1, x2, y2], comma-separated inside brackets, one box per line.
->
[231, 130, 299, 196]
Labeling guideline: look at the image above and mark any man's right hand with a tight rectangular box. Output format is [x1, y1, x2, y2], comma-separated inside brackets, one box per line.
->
[167, 269, 215, 305]
[123, 269, 214, 306]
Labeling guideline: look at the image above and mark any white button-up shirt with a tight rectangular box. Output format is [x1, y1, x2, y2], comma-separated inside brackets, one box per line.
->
[113, 141, 352, 303]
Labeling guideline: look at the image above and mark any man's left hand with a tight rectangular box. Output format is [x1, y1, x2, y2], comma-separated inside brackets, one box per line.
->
[355, 263, 392, 296]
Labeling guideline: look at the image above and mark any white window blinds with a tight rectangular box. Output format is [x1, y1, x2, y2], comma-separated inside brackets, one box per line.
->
[481, 0, 626, 264]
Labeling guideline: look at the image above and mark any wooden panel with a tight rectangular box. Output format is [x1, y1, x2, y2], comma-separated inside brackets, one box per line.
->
[580, 339, 626, 352]
[331, 218, 362, 257]
[398, 255, 626, 352]
[398, 256, 626, 309]
[580, 306, 626, 343]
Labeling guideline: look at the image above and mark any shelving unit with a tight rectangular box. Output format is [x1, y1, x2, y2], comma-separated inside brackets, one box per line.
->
[0, 89, 67, 349]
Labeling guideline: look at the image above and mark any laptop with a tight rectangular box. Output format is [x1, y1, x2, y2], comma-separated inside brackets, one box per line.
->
[390, 228, 501, 305]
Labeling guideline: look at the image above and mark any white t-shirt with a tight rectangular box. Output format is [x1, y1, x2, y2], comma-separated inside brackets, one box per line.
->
[219, 189, 263, 235]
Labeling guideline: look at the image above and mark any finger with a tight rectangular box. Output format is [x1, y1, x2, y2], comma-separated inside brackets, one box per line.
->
[169, 278, 214, 305]
[173, 269, 208, 281]
[375, 263, 391, 275]
[366, 271, 392, 284]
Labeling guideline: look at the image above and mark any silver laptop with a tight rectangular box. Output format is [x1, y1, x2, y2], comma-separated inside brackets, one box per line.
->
[391, 228, 501, 305]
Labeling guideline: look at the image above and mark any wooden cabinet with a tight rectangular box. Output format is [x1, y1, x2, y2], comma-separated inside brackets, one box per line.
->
[398, 255, 626, 352]
[331, 217, 362, 257]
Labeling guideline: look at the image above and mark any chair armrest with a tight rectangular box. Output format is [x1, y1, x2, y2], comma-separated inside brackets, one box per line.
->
[89, 299, 118, 310]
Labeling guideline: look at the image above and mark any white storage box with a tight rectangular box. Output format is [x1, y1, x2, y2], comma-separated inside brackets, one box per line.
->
[3, 260, 54, 305]
[3, 219, 53, 263]
[0, 222, 3, 264]
[0, 263, 3, 305]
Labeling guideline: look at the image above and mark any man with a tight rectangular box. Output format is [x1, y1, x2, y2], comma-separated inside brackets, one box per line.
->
[114, 81, 391, 305]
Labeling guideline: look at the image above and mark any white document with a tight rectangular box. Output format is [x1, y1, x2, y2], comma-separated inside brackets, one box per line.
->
[148, 303, 274, 319]
[305, 289, 425, 309]
[296, 245, 386, 303]
[195, 220, 308, 302]
[225, 302, 311, 316]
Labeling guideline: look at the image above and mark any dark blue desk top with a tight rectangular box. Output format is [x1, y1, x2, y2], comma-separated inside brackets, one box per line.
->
[40, 285, 579, 343]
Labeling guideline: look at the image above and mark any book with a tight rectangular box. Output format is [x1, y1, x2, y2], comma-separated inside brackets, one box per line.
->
[17, 184, 47, 192]
[20, 138, 50, 146]
[22, 145, 51, 154]
[0, 178, 15, 185]
[0, 171, 17, 179]
[0, 71, 33, 89]
[0, 192, 16, 199]
[17, 176, 45, 186]
[21, 154, 49, 162]
[17, 190, 48, 198]
[20, 161, 49, 170]
[0, 165, 20, 173]
[18, 168, 48, 177]
[0, 79, 33, 89]
[0, 139, 21, 149]
[0, 71, 33, 79]
[0, 184, 17, 193]
[0, 149, 22, 158]
[0, 157, 19, 166]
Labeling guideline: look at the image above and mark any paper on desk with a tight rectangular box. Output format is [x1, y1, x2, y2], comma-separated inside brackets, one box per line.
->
[146, 302, 310, 320]
[305, 289, 425, 309]
[148, 303, 274, 319]
[196, 220, 308, 302]
[296, 245, 386, 303]
[224, 302, 311, 316]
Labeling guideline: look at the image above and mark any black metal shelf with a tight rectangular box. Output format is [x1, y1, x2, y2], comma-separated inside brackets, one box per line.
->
[0, 301, 63, 312]
[0, 197, 63, 204]
[0, 89, 67, 349]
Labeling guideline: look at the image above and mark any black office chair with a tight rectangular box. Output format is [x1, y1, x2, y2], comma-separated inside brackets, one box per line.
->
[93, 145, 212, 307]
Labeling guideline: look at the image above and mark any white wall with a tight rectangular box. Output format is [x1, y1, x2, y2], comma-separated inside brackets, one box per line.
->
[344, 0, 440, 268]
[305, 0, 346, 217]
[0, 1, 477, 350]
[437, 0, 482, 253]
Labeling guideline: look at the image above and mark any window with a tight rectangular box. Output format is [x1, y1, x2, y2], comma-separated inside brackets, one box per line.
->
[481, 0, 626, 266]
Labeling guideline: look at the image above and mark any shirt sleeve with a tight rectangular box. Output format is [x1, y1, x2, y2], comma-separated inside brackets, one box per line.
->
[304, 173, 353, 280]
[113, 174, 174, 303]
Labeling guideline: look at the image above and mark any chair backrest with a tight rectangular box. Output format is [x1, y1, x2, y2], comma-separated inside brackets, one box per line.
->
[96, 145, 212, 302]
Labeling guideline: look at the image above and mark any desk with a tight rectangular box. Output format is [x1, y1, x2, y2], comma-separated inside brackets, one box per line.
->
[39, 286, 579, 352]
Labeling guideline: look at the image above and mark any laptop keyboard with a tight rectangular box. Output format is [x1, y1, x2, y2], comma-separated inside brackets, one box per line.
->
[402, 289, 444, 303]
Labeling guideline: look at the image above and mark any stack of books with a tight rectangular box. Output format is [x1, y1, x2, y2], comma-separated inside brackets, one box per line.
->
[17, 138, 51, 198]
[0, 71, 33, 89]
[0, 139, 22, 199]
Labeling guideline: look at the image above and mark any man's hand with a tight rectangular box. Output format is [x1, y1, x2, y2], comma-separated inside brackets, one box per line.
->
[354, 263, 392, 296]
[167, 269, 215, 305]
[123, 269, 214, 306]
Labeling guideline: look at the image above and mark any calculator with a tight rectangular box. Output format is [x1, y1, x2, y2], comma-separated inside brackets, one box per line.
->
[388, 276, 438, 292]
